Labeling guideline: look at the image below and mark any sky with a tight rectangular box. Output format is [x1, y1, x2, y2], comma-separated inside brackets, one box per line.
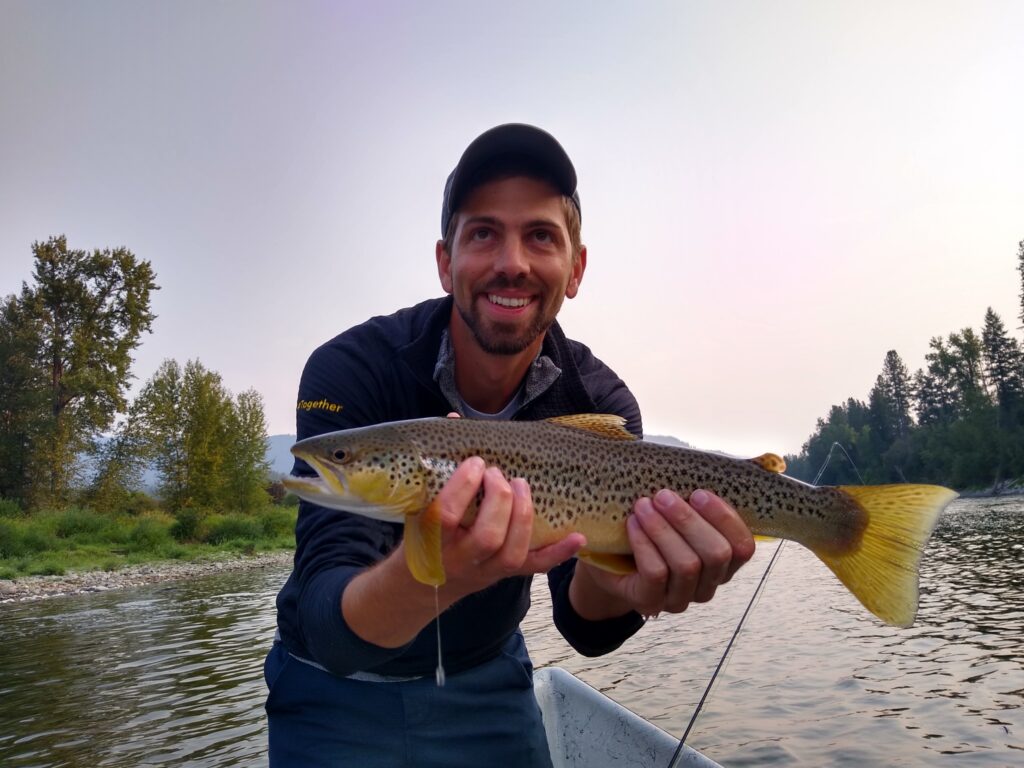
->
[2, 1, 1022, 459]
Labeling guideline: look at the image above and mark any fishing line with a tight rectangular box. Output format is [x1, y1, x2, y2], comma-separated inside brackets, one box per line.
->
[665, 444, 851, 767]
[817, 441, 865, 485]
[434, 586, 446, 686]
[665, 538, 786, 768]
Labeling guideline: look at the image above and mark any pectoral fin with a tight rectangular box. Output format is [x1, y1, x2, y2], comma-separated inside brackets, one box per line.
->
[577, 550, 637, 575]
[404, 499, 446, 587]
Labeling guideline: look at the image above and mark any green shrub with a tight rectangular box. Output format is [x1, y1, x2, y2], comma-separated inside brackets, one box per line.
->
[28, 560, 65, 576]
[257, 507, 296, 538]
[0, 497, 24, 519]
[128, 517, 173, 552]
[170, 508, 208, 542]
[0, 519, 23, 558]
[164, 544, 190, 559]
[21, 528, 56, 554]
[1, 521, 56, 558]
[47, 508, 111, 540]
[121, 491, 160, 516]
[204, 514, 263, 545]
[234, 541, 257, 556]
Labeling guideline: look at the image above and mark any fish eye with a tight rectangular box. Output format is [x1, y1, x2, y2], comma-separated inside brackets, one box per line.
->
[332, 449, 347, 462]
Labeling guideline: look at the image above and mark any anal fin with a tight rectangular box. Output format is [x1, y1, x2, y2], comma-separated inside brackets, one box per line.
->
[577, 550, 637, 575]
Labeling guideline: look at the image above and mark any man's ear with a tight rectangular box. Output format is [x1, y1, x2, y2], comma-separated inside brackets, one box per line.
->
[566, 245, 587, 299]
[436, 240, 453, 294]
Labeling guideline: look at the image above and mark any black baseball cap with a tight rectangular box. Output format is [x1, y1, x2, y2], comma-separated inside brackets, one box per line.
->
[440, 123, 581, 236]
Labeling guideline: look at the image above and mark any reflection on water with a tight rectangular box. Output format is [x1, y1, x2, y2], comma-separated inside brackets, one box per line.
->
[1, 498, 1022, 766]
[0, 570, 283, 767]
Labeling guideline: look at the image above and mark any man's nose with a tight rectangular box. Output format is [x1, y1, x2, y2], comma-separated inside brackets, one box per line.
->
[493, 238, 529, 278]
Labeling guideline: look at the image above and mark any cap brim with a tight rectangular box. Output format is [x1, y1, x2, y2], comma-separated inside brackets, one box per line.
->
[442, 123, 578, 235]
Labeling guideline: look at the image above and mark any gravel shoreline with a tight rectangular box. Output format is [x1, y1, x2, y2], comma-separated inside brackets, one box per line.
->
[0, 550, 294, 604]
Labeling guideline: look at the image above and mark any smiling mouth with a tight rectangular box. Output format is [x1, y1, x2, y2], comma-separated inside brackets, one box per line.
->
[488, 294, 533, 309]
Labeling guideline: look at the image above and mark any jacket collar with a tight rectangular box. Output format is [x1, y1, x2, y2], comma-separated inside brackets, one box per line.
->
[397, 295, 567, 412]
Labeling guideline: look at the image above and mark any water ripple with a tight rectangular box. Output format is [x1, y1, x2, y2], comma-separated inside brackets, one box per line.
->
[528, 496, 1024, 766]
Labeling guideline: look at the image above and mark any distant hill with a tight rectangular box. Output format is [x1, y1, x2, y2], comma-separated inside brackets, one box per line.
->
[267, 434, 297, 477]
[642, 433, 691, 449]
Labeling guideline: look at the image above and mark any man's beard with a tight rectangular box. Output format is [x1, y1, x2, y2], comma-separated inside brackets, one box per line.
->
[455, 290, 559, 356]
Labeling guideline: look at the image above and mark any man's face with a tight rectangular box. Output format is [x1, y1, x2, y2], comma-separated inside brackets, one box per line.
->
[436, 176, 586, 356]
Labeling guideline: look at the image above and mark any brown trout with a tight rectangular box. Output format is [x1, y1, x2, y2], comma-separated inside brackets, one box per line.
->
[283, 414, 957, 627]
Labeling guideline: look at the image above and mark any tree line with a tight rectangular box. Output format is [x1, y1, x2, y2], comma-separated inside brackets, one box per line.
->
[786, 240, 1024, 491]
[1, 236, 271, 516]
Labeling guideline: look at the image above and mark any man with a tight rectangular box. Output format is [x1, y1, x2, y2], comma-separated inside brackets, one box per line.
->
[266, 124, 755, 767]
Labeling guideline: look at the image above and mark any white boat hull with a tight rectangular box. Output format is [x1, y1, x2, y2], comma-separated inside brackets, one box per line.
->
[534, 667, 723, 768]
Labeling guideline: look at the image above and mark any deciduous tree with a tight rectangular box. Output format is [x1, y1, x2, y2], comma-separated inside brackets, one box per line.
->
[0, 236, 156, 508]
[131, 359, 269, 513]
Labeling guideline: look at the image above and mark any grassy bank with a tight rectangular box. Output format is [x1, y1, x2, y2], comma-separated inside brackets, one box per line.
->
[0, 505, 296, 580]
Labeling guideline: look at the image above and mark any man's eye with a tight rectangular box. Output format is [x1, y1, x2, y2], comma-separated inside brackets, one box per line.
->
[472, 228, 492, 240]
[533, 230, 553, 243]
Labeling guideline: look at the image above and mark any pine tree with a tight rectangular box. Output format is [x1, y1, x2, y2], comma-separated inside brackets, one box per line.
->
[981, 308, 1024, 419]
[881, 350, 914, 438]
[920, 337, 960, 421]
[1016, 239, 1024, 331]
[947, 328, 987, 408]
[912, 368, 946, 426]
[868, 374, 894, 446]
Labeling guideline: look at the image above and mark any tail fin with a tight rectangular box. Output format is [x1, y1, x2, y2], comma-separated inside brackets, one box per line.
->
[818, 484, 958, 627]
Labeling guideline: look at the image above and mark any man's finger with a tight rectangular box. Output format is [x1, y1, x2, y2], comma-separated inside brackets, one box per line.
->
[436, 457, 486, 529]
[458, 466, 515, 559]
[629, 501, 670, 585]
[491, 478, 534, 572]
[522, 532, 586, 574]
[687, 489, 756, 580]
[626, 503, 674, 615]
[650, 490, 731, 602]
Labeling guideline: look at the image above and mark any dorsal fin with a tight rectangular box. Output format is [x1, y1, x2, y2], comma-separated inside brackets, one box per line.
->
[749, 452, 786, 473]
[544, 414, 638, 441]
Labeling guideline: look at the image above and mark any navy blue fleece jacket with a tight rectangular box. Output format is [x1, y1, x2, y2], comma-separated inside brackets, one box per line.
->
[274, 296, 645, 677]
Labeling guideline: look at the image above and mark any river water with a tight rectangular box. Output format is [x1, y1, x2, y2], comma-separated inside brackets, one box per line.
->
[1, 497, 1021, 766]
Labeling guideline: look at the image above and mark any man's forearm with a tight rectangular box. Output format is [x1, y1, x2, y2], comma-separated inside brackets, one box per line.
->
[341, 544, 462, 648]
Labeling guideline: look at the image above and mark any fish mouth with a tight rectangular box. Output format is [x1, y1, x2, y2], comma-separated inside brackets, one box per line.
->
[284, 453, 415, 523]
[300, 453, 350, 497]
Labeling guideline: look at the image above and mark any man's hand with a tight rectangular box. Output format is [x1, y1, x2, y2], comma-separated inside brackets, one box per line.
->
[434, 457, 585, 599]
[342, 456, 583, 649]
[569, 489, 755, 620]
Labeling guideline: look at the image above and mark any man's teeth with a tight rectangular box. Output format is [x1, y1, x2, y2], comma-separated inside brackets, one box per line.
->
[488, 294, 531, 308]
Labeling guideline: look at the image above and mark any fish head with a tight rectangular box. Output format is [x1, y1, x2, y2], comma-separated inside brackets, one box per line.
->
[283, 424, 429, 524]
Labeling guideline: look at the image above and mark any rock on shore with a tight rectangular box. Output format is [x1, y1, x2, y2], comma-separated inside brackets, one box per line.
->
[0, 551, 294, 604]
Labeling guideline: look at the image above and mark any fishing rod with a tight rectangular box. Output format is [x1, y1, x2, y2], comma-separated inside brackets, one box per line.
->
[665, 443, 855, 768]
